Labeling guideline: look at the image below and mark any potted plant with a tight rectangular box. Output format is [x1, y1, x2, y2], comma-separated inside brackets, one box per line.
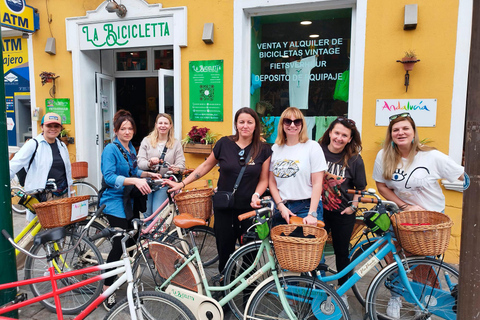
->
[39, 71, 57, 86]
[182, 126, 217, 154]
[401, 50, 419, 71]
[59, 128, 69, 145]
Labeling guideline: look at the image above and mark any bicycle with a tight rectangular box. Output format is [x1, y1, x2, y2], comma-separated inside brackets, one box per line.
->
[244, 190, 459, 320]
[146, 198, 349, 320]
[0, 214, 196, 320]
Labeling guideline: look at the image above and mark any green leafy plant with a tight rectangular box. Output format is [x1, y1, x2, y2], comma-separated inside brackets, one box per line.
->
[404, 50, 416, 59]
[59, 128, 69, 137]
[260, 117, 275, 141]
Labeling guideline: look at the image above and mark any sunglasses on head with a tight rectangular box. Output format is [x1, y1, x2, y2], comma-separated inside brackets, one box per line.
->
[389, 112, 411, 121]
[283, 118, 302, 127]
[238, 149, 246, 166]
[337, 117, 356, 126]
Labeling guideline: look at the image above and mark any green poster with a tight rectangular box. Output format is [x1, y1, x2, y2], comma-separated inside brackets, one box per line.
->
[189, 60, 223, 121]
[46, 98, 71, 124]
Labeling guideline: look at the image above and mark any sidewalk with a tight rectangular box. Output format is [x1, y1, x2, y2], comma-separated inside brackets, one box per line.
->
[11, 211, 364, 319]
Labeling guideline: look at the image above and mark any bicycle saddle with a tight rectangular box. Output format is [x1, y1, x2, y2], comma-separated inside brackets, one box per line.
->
[33, 227, 66, 246]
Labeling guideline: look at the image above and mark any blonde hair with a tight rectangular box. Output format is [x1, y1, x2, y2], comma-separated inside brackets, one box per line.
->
[147, 113, 175, 149]
[275, 107, 309, 146]
[382, 116, 435, 180]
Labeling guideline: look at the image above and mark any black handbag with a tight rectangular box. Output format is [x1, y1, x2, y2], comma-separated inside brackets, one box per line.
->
[212, 150, 252, 209]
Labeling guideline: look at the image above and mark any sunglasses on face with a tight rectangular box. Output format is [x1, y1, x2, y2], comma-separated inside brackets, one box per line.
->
[283, 118, 303, 127]
[238, 149, 246, 166]
[337, 117, 356, 127]
[389, 112, 411, 121]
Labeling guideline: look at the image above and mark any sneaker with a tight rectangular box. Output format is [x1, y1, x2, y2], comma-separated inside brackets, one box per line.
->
[103, 292, 116, 311]
[341, 294, 349, 310]
[386, 296, 402, 319]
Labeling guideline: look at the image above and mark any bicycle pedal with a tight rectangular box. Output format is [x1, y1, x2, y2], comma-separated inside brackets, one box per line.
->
[15, 292, 27, 303]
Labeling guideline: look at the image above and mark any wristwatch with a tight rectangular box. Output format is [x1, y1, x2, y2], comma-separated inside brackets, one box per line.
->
[308, 211, 318, 218]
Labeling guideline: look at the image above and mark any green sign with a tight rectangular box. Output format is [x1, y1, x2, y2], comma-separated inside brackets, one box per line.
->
[46, 99, 71, 124]
[189, 60, 223, 121]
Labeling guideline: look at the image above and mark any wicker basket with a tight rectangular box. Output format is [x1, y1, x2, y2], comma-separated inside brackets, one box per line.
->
[271, 224, 327, 272]
[174, 188, 213, 221]
[71, 162, 88, 179]
[391, 211, 453, 256]
[32, 195, 91, 228]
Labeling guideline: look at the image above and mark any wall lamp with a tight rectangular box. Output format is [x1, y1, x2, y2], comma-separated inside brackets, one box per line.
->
[105, 0, 127, 18]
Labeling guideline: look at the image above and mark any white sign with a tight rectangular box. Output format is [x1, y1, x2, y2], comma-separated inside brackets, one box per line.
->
[6, 117, 14, 131]
[71, 200, 89, 221]
[79, 17, 173, 50]
[375, 99, 437, 127]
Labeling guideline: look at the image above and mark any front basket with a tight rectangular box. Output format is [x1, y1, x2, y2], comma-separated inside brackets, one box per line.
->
[32, 195, 90, 228]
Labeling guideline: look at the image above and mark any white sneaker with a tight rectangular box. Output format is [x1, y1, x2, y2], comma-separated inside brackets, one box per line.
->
[341, 294, 349, 310]
[386, 296, 402, 318]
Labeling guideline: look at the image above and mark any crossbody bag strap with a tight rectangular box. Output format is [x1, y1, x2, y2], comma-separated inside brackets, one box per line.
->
[232, 149, 252, 195]
[113, 142, 132, 176]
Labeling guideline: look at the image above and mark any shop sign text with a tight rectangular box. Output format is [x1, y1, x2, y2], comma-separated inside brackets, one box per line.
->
[80, 17, 173, 50]
[0, 0, 38, 33]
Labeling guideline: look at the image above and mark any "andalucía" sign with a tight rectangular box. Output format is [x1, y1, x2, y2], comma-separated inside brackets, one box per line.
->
[79, 17, 173, 50]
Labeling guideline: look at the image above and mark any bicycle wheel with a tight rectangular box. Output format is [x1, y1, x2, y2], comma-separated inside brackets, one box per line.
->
[73, 219, 112, 262]
[245, 275, 350, 320]
[366, 257, 459, 320]
[71, 181, 99, 213]
[166, 225, 218, 282]
[133, 248, 164, 291]
[223, 240, 272, 319]
[11, 185, 27, 214]
[350, 241, 389, 307]
[24, 231, 104, 314]
[105, 291, 196, 320]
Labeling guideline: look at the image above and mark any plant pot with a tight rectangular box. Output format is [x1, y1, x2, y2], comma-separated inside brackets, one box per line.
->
[402, 57, 418, 71]
[183, 143, 213, 155]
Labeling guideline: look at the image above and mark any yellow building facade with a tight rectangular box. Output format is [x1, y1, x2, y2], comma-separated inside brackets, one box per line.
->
[12, 0, 470, 263]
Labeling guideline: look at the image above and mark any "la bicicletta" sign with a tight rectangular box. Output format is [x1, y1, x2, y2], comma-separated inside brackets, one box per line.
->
[79, 17, 173, 50]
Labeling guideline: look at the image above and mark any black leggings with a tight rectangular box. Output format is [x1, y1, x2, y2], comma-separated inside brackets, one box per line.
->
[323, 209, 356, 286]
[104, 214, 137, 286]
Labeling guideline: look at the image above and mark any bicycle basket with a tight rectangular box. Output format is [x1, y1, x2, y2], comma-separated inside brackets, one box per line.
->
[364, 209, 391, 235]
[32, 195, 90, 228]
[71, 161, 88, 179]
[391, 210, 453, 256]
[271, 224, 327, 272]
[174, 188, 213, 221]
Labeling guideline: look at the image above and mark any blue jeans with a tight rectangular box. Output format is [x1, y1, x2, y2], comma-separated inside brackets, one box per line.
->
[272, 199, 324, 227]
[143, 186, 169, 224]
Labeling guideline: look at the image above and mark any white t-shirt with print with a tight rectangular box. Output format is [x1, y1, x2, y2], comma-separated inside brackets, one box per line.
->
[373, 149, 464, 212]
[270, 140, 327, 201]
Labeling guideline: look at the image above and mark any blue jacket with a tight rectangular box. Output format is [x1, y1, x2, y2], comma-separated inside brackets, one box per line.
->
[99, 138, 144, 218]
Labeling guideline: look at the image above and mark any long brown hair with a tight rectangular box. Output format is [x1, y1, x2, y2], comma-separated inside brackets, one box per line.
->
[147, 113, 175, 149]
[319, 117, 362, 168]
[113, 109, 136, 134]
[231, 107, 262, 160]
[275, 107, 309, 146]
[382, 115, 435, 179]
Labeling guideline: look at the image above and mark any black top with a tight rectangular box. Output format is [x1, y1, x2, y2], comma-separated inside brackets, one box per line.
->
[321, 145, 367, 213]
[213, 137, 272, 210]
[47, 141, 68, 191]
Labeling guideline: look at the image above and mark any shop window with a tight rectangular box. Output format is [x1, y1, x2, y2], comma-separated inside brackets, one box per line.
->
[116, 51, 148, 71]
[251, 9, 352, 140]
[154, 49, 174, 70]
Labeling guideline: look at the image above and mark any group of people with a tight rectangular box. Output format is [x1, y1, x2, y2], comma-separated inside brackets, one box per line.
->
[9, 107, 465, 313]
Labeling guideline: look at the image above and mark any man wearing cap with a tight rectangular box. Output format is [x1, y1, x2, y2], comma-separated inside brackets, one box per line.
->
[9, 112, 73, 221]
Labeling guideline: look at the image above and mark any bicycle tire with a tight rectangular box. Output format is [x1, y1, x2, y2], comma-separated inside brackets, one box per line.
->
[104, 291, 196, 320]
[71, 181, 99, 213]
[350, 241, 389, 307]
[245, 275, 350, 320]
[223, 240, 272, 319]
[24, 231, 104, 315]
[72, 219, 112, 262]
[11, 185, 27, 214]
[366, 257, 459, 320]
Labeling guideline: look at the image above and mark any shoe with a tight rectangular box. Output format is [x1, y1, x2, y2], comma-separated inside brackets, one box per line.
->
[341, 294, 349, 310]
[414, 307, 431, 320]
[103, 292, 116, 311]
[386, 296, 402, 319]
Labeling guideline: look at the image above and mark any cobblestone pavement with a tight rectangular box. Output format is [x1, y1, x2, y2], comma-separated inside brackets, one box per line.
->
[10, 211, 364, 320]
